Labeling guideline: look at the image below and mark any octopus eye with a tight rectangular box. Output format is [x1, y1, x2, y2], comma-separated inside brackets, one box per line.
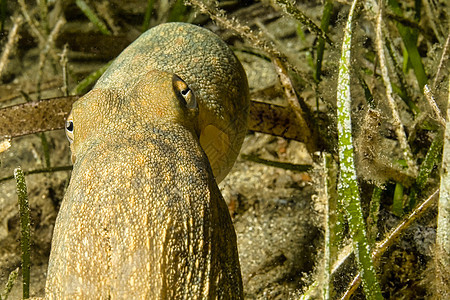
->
[172, 75, 197, 110]
[65, 113, 74, 143]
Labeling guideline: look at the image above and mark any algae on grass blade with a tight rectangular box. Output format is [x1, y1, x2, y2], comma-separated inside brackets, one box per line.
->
[14, 168, 31, 299]
[1, 268, 19, 300]
[336, 0, 383, 298]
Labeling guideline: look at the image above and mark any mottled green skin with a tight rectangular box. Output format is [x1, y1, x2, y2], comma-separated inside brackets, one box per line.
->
[45, 23, 248, 299]
[96, 22, 249, 183]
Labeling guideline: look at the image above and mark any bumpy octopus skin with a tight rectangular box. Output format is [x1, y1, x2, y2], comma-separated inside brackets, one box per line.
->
[45, 23, 249, 299]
